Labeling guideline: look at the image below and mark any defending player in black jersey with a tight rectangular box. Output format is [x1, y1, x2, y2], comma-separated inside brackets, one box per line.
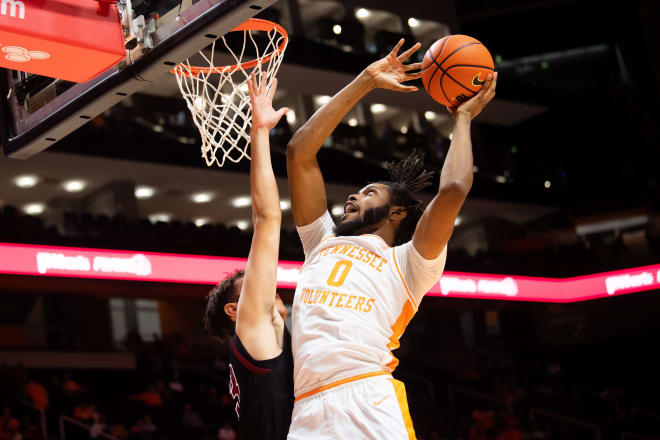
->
[204, 72, 293, 440]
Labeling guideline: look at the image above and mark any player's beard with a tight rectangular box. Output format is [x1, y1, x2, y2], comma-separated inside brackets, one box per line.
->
[333, 204, 390, 237]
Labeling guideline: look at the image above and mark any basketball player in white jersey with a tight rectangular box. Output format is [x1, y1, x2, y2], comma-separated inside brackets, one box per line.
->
[285, 39, 497, 439]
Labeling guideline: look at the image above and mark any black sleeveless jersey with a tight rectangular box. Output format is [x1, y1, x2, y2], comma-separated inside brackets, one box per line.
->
[228, 326, 294, 440]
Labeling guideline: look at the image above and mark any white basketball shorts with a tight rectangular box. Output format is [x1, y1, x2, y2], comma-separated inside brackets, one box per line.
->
[287, 372, 416, 439]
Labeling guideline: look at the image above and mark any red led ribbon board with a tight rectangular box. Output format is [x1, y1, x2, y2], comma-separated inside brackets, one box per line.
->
[0, 242, 658, 303]
[0, 0, 124, 82]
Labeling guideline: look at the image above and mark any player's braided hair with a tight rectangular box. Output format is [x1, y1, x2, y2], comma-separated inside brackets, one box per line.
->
[204, 270, 244, 342]
[377, 150, 435, 246]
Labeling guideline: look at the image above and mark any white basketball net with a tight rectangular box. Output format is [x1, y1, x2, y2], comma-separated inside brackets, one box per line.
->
[172, 23, 287, 167]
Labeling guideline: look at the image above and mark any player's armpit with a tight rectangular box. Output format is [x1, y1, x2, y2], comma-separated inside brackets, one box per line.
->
[412, 183, 469, 260]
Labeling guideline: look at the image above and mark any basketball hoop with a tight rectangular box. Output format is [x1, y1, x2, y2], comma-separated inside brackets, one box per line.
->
[171, 18, 288, 167]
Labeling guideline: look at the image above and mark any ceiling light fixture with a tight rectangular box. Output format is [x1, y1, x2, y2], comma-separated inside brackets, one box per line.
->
[135, 185, 155, 199]
[194, 217, 211, 227]
[191, 192, 213, 203]
[370, 103, 386, 114]
[286, 110, 296, 125]
[14, 175, 39, 188]
[355, 8, 370, 19]
[234, 220, 250, 230]
[231, 196, 251, 208]
[149, 213, 171, 223]
[23, 203, 45, 215]
[314, 95, 331, 106]
[331, 205, 344, 216]
[62, 180, 86, 192]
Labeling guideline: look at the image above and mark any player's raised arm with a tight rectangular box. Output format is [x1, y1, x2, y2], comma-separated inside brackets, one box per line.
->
[413, 72, 498, 259]
[287, 39, 423, 227]
[235, 73, 290, 360]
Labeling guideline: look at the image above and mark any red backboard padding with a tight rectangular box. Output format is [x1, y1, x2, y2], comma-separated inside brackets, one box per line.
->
[0, 0, 125, 82]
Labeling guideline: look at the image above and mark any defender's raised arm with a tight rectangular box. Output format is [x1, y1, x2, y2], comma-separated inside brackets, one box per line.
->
[235, 73, 289, 360]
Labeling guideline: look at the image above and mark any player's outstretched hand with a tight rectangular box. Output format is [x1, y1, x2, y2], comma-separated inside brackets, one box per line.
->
[447, 72, 498, 120]
[248, 71, 289, 130]
[364, 39, 422, 93]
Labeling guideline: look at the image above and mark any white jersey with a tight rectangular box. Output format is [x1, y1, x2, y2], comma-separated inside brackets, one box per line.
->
[292, 211, 447, 399]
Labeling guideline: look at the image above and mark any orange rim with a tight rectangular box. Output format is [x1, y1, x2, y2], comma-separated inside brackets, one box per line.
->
[170, 18, 288, 77]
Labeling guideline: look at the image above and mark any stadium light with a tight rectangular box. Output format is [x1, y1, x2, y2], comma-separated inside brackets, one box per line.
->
[370, 103, 387, 114]
[286, 110, 297, 125]
[332, 24, 342, 35]
[355, 8, 370, 19]
[194, 217, 210, 227]
[314, 95, 331, 105]
[135, 185, 155, 199]
[235, 220, 250, 230]
[280, 200, 291, 210]
[62, 180, 86, 192]
[231, 196, 251, 208]
[14, 174, 39, 188]
[408, 17, 420, 28]
[24, 203, 45, 215]
[149, 213, 171, 223]
[191, 192, 213, 203]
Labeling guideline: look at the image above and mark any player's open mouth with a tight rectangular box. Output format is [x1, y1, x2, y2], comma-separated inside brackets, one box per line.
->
[344, 202, 358, 214]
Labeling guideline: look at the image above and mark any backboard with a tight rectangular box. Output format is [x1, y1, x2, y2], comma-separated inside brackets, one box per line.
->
[0, 0, 277, 160]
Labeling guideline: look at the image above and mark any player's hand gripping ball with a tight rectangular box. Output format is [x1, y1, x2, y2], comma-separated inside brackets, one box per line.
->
[421, 34, 494, 107]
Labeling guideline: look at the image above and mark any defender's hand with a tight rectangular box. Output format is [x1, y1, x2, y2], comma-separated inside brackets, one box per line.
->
[447, 72, 498, 120]
[364, 39, 422, 93]
[248, 72, 289, 130]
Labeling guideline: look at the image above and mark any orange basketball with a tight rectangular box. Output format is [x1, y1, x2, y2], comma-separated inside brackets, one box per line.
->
[420, 34, 494, 107]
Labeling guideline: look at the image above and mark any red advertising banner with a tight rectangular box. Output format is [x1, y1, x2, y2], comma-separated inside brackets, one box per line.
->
[0, 242, 658, 303]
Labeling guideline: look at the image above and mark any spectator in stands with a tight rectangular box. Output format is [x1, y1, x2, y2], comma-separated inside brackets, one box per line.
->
[130, 385, 163, 407]
[73, 401, 96, 422]
[469, 410, 495, 440]
[110, 424, 128, 440]
[18, 416, 38, 440]
[2, 424, 20, 440]
[61, 372, 84, 395]
[0, 407, 19, 440]
[216, 422, 236, 440]
[495, 411, 523, 440]
[181, 402, 204, 429]
[131, 415, 157, 439]
[90, 413, 107, 439]
[25, 380, 48, 410]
